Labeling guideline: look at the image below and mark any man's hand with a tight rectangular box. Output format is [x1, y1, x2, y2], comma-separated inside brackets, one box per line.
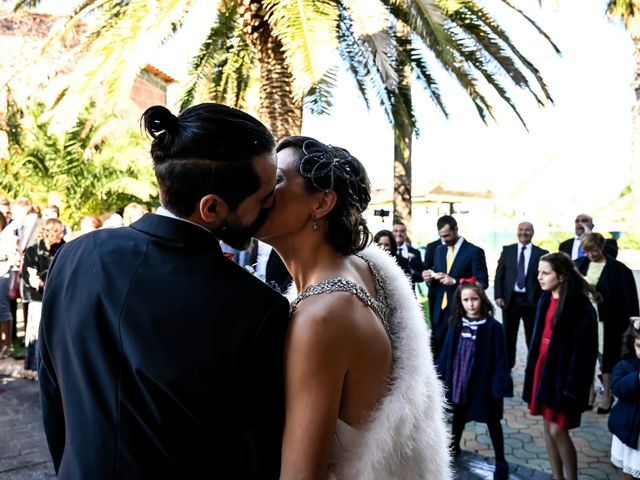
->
[496, 298, 505, 308]
[422, 269, 435, 282]
[433, 272, 455, 285]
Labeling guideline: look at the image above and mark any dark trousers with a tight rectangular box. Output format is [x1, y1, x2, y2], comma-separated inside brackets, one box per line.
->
[502, 292, 536, 370]
[451, 403, 506, 465]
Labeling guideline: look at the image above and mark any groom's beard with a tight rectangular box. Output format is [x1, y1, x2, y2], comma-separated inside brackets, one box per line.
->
[216, 207, 270, 250]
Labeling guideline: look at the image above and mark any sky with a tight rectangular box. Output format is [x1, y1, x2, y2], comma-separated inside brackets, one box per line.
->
[39, 0, 636, 233]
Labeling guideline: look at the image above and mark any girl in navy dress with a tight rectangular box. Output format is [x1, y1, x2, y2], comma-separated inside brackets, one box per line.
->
[609, 317, 640, 479]
[439, 279, 513, 480]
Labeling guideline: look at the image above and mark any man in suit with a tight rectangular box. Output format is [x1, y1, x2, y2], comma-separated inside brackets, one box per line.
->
[494, 221, 548, 370]
[559, 213, 618, 259]
[39, 103, 290, 479]
[392, 220, 425, 285]
[423, 215, 488, 358]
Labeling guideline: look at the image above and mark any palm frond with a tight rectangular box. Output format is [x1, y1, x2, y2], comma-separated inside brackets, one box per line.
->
[451, 1, 553, 104]
[337, 6, 393, 123]
[404, 47, 448, 118]
[303, 67, 338, 115]
[265, 0, 340, 96]
[48, 0, 200, 131]
[180, 1, 254, 110]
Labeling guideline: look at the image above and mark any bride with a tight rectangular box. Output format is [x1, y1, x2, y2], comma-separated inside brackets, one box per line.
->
[256, 136, 451, 479]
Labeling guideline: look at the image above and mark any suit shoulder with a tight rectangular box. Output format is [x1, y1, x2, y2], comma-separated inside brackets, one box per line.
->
[532, 244, 549, 255]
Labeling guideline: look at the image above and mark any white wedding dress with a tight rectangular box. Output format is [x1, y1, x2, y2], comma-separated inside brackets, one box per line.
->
[288, 245, 451, 479]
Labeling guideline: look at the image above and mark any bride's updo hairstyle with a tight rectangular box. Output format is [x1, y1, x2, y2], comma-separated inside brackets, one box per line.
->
[141, 103, 275, 217]
[276, 136, 371, 255]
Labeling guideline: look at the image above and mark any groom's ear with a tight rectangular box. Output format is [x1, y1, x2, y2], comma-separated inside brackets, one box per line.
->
[313, 190, 337, 220]
[199, 194, 229, 225]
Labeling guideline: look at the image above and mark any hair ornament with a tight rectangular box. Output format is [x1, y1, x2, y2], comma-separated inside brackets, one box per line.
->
[459, 276, 477, 285]
[299, 139, 369, 212]
[631, 317, 640, 330]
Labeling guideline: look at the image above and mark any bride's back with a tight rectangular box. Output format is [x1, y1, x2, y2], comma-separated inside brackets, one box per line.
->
[291, 254, 392, 428]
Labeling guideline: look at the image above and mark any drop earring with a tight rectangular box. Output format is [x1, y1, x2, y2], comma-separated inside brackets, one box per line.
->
[312, 215, 318, 231]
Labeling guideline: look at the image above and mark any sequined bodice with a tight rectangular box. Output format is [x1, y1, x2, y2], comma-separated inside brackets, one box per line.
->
[290, 254, 390, 335]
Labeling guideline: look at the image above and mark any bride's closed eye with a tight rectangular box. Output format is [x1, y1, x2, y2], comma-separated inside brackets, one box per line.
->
[275, 171, 285, 184]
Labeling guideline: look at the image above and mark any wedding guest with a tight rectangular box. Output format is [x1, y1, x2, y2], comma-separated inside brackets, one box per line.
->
[392, 220, 425, 285]
[494, 221, 548, 370]
[439, 280, 513, 479]
[0, 211, 13, 358]
[559, 213, 617, 259]
[21, 218, 65, 371]
[39, 103, 289, 479]
[422, 215, 489, 359]
[374, 229, 411, 278]
[576, 233, 639, 413]
[122, 202, 147, 226]
[523, 253, 598, 480]
[609, 317, 640, 479]
[257, 136, 451, 479]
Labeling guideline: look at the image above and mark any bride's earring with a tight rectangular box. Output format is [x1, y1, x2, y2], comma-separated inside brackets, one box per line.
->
[312, 215, 318, 232]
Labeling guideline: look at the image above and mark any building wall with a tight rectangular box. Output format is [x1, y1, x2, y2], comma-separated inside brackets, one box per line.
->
[130, 69, 167, 111]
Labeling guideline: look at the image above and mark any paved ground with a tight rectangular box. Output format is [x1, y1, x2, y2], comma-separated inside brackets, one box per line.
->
[0, 329, 614, 480]
[1, 278, 633, 479]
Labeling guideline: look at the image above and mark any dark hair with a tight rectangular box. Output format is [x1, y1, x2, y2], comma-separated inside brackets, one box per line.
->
[374, 229, 398, 253]
[621, 318, 640, 359]
[450, 282, 494, 325]
[437, 215, 457, 230]
[142, 103, 275, 217]
[539, 252, 600, 327]
[0, 211, 5, 231]
[276, 136, 371, 255]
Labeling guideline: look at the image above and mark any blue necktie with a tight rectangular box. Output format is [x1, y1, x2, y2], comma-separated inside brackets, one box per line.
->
[577, 242, 585, 258]
[516, 246, 526, 289]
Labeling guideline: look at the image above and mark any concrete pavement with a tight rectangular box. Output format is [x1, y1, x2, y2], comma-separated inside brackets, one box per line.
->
[0, 327, 614, 480]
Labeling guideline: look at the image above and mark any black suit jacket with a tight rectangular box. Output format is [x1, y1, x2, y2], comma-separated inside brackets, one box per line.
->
[494, 243, 548, 308]
[265, 249, 292, 293]
[39, 214, 290, 479]
[423, 239, 441, 271]
[401, 244, 425, 284]
[575, 255, 639, 372]
[559, 237, 618, 259]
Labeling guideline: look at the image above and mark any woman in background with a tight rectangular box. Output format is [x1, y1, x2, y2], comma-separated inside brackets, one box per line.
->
[373, 229, 411, 278]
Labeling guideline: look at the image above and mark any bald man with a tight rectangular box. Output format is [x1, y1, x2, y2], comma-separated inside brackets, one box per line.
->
[494, 222, 549, 370]
[559, 213, 618, 260]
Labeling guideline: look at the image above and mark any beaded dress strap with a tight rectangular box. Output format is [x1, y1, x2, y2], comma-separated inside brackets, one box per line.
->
[290, 254, 390, 336]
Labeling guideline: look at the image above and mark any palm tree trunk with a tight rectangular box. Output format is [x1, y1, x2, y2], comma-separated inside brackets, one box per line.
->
[392, 25, 413, 238]
[392, 107, 412, 235]
[239, 0, 302, 143]
[630, 34, 640, 237]
[257, 34, 302, 142]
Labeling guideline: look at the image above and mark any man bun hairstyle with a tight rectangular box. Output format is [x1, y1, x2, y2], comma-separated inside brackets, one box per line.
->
[276, 136, 371, 255]
[141, 104, 275, 217]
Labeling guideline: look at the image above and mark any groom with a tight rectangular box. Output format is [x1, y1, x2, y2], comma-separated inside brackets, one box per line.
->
[38, 103, 290, 479]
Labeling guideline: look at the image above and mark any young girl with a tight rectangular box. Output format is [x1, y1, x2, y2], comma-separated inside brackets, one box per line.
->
[609, 317, 640, 479]
[523, 252, 598, 480]
[439, 279, 513, 480]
